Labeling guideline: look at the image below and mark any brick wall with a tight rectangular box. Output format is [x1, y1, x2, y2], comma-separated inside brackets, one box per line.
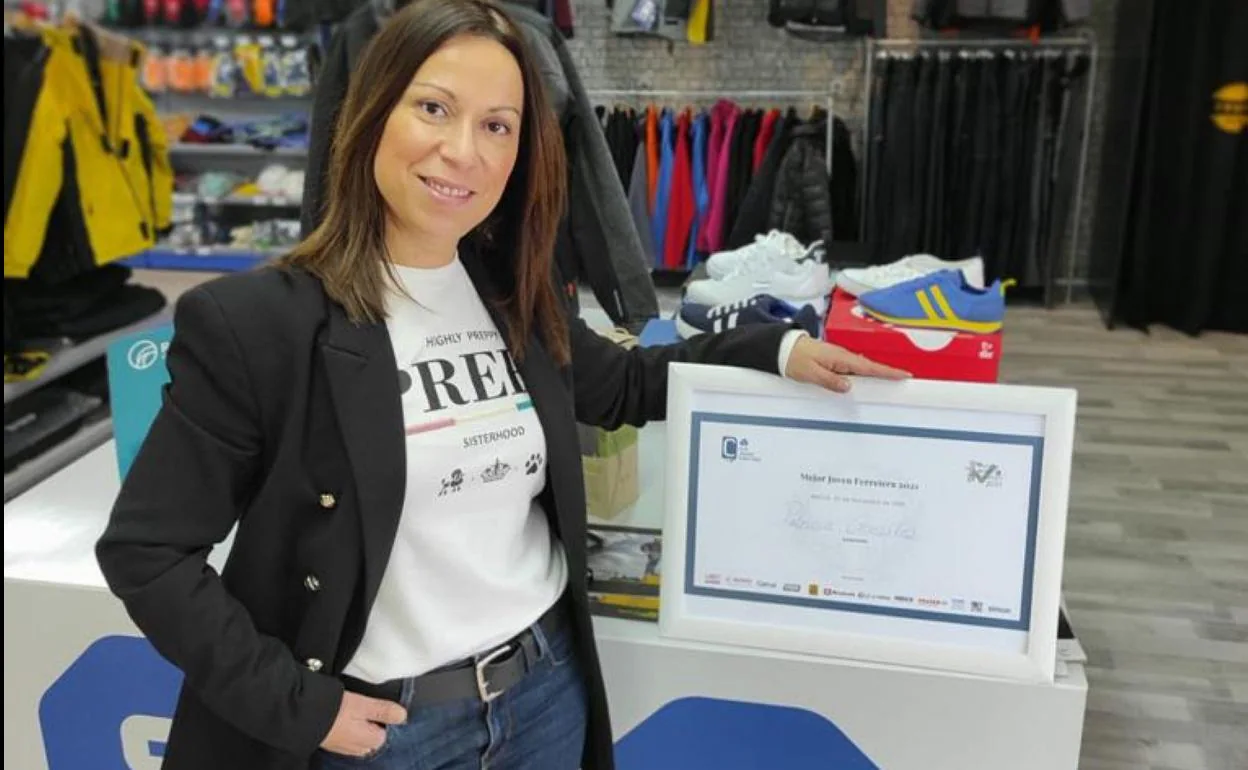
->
[563, 0, 867, 138]
[564, 0, 1121, 294]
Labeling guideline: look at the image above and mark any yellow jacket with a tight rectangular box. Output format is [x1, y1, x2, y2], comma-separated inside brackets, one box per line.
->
[4, 23, 173, 280]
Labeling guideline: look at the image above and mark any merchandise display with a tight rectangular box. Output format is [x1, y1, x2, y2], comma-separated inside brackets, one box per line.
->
[684, 255, 834, 312]
[101, 0, 316, 30]
[857, 269, 1010, 334]
[824, 288, 1004, 383]
[704, 229, 814, 280]
[140, 32, 314, 98]
[836, 253, 985, 297]
[864, 44, 1091, 300]
[913, 0, 1090, 31]
[605, 102, 858, 270]
[676, 294, 822, 340]
[172, 111, 310, 150]
[3, 17, 173, 281]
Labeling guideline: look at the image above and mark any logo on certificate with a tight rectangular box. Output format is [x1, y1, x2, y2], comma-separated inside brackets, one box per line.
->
[720, 435, 760, 462]
[966, 461, 1004, 487]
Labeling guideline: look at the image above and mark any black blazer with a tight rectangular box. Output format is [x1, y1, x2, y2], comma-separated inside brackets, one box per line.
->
[95, 250, 793, 770]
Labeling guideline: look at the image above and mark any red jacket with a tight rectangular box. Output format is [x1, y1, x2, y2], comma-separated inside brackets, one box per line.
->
[664, 110, 696, 269]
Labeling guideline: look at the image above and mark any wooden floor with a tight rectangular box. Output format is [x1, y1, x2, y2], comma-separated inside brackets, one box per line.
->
[999, 306, 1248, 770]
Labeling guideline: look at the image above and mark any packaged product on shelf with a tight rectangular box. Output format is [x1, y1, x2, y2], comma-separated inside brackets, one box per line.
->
[193, 42, 214, 93]
[253, 0, 275, 27]
[279, 35, 311, 96]
[234, 35, 265, 96]
[208, 36, 236, 97]
[142, 42, 169, 93]
[168, 42, 197, 93]
[259, 36, 283, 98]
[224, 0, 249, 27]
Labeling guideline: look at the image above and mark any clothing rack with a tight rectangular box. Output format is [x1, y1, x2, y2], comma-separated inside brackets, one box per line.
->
[861, 36, 1098, 304]
[587, 88, 837, 175]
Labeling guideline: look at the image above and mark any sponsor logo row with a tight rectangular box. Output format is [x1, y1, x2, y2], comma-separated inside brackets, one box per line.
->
[701, 574, 1012, 616]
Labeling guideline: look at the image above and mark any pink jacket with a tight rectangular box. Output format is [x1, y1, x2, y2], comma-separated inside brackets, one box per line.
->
[702, 101, 740, 254]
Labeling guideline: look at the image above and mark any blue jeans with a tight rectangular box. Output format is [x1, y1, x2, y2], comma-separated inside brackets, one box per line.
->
[318, 622, 587, 770]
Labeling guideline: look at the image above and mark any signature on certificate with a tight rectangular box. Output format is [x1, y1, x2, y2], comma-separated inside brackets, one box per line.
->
[783, 498, 917, 541]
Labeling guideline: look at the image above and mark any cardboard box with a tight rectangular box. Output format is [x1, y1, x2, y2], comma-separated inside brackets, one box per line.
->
[823, 289, 1002, 383]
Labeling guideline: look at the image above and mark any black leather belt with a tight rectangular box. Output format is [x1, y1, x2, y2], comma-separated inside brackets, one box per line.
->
[340, 599, 568, 709]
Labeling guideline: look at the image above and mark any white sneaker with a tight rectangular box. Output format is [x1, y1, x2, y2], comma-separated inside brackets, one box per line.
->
[685, 259, 835, 314]
[705, 230, 809, 280]
[836, 255, 986, 297]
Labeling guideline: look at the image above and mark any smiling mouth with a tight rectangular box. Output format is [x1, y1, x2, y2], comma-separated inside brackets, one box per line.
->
[419, 176, 474, 200]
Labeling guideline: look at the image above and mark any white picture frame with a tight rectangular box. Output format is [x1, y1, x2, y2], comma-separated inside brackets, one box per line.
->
[659, 362, 1077, 683]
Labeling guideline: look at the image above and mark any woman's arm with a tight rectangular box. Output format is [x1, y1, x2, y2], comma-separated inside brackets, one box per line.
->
[570, 316, 910, 430]
[569, 315, 797, 430]
[95, 287, 342, 757]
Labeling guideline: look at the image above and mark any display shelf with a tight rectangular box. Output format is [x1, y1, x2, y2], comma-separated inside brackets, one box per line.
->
[3, 313, 172, 405]
[173, 192, 302, 208]
[125, 247, 277, 272]
[171, 143, 306, 158]
[2, 417, 113, 503]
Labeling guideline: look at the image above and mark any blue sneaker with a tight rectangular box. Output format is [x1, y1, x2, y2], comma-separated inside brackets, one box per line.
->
[677, 294, 822, 340]
[858, 270, 1011, 333]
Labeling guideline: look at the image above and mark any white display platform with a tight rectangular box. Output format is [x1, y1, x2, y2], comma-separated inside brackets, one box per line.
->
[6, 434, 1087, 770]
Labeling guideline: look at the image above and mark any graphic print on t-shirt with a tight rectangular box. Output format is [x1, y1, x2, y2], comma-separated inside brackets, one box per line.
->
[345, 258, 566, 683]
[395, 325, 546, 501]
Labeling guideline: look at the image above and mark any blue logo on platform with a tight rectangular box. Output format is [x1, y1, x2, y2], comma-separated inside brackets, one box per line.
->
[39, 636, 182, 770]
[721, 436, 739, 460]
[615, 697, 879, 770]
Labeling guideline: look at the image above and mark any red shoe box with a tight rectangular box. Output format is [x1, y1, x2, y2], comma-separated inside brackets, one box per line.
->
[823, 289, 1002, 383]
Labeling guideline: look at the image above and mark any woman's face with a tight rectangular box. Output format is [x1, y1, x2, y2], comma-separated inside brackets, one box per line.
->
[374, 34, 524, 245]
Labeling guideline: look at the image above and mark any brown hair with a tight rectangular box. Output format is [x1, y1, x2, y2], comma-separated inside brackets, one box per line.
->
[283, 0, 569, 364]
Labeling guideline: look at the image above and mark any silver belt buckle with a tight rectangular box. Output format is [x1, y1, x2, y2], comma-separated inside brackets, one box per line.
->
[475, 644, 511, 703]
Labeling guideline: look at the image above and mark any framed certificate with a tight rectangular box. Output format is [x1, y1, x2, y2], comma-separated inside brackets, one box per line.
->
[659, 363, 1076, 683]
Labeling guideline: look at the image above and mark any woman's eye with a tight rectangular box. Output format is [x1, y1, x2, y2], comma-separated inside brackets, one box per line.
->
[419, 101, 447, 118]
[486, 120, 512, 136]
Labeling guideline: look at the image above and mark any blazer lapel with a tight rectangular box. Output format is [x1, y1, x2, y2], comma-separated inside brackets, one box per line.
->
[460, 250, 581, 544]
[320, 300, 406, 608]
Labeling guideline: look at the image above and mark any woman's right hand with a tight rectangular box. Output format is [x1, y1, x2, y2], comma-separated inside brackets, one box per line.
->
[320, 691, 408, 757]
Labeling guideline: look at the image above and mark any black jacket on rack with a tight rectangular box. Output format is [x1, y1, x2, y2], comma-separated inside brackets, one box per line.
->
[725, 110, 797, 249]
[769, 118, 834, 248]
[94, 255, 794, 770]
[300, 0, 658, 330]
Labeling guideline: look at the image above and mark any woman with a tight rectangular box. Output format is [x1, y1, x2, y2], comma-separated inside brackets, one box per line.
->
[95, 1, 906, 768]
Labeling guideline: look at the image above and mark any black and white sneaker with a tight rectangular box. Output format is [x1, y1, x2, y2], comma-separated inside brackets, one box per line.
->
[676, 294, 822, 340]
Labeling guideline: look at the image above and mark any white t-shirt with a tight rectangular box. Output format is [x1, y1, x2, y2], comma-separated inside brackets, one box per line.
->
[343, 258, 568, 684]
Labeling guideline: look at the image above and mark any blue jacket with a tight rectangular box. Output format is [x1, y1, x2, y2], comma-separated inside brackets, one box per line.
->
[689, 111, 710, 268]
[652, 110, 675, 266]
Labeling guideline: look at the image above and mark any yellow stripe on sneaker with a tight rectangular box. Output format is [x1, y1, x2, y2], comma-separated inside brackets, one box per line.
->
[915, 289, 943, 321]
[863, 305, 1003, 334]
[930, 284, 958, 321]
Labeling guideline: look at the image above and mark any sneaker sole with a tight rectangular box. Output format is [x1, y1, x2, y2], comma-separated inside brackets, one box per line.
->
[861, 306, 1003, 334]
[834, 274, 876, 298]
